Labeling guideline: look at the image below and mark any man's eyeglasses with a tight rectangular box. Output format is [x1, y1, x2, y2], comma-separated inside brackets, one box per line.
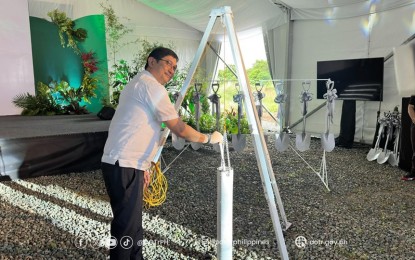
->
[158, 59, 177, 71]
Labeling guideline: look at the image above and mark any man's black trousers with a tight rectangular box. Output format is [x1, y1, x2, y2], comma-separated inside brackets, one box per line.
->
[102, 162, 144, 260]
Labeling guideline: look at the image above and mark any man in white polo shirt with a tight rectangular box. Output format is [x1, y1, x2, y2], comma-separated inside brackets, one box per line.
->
[102, 47, 223, 259]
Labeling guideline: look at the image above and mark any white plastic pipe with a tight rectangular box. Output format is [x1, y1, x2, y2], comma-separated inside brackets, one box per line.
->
[217, 166, 233, 260]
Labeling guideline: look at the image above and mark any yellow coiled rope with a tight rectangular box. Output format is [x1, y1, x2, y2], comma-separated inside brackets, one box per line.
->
[143, 161, 168, 208]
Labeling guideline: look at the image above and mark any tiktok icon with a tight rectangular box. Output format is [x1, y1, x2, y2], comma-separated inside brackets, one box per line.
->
[120, 236, 133, 249]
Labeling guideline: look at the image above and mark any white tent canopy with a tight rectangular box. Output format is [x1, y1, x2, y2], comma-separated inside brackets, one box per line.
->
[136, 0, 415, 143]
[1, 0, 415, 143]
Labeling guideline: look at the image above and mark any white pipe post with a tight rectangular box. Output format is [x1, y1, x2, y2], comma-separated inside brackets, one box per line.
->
[217, 166, 233, 260]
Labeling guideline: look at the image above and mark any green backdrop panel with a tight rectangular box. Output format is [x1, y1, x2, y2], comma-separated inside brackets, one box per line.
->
[30, 17, 82, 88]
[29, 15, 108, 114]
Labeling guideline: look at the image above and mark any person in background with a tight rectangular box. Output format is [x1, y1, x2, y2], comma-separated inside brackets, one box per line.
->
[402, 95, 415, 181]
[101, 47, 223, 259]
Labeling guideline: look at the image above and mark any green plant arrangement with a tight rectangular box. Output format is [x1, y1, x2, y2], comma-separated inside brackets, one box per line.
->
[13, 82, 63, 116]
[53, 77, 96, 114]
[14, 9, 101, 116]
[52, 51, 99, 114]
[47, 9, 87, 54]
[14, 51, 99, 115]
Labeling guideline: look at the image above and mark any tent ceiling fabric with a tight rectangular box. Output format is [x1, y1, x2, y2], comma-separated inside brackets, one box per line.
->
[277, 0, 368, 9]
[278, 0, 415, 20]
[136, 0, 286, 32]
[137, 0, 415, 32]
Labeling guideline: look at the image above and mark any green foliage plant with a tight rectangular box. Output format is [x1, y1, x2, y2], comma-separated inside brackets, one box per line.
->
[132, 39, 175, 72]
[109, 40, 177, 106]
[223, 108, 250, 134]
[246, 60, 271, 84]
[99, 3, 206, 114]
[14, 51, 99, 115]
[13, 82, 63, 116]
[53, 76, 97, 114]
[109, 59, 134, 105]
[180, 113, 196, 129]
[53, 51, 99, 114]
[100, 1, 137, 64]
[199, 113, 217, 133]
[217, 64, 237, 82]
[47, 9, 87, 55]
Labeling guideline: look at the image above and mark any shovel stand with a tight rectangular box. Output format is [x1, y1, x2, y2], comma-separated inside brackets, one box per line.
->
[319, 151, 330, 191]
[266, 79, 332, 191]
[289, 145, 330, 191]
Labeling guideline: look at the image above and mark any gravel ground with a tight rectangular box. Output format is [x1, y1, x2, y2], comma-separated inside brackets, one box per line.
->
[0, 133, 414, 259]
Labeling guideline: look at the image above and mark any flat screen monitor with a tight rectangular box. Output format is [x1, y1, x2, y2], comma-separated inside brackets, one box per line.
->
[317, 57, 384, 101]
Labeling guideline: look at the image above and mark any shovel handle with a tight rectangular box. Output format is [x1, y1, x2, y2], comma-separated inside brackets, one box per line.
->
[373, 123, 384, 149]
[302, 116, 306, 134]
[194, 83, 202, 93]
[237, 100, 242, 134]
[195, 103, 200, 131]
[215, 101, 220, 130]
[211, 83, 220, 94]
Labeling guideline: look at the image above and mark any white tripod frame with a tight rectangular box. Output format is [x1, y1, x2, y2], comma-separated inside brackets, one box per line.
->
[154, 6, 290, 260]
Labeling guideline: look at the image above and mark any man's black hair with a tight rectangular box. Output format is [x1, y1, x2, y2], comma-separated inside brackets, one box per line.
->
[145, 47, 178, 69]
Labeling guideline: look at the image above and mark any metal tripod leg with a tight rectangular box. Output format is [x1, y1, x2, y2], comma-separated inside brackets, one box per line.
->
[221, 7, 289, 259]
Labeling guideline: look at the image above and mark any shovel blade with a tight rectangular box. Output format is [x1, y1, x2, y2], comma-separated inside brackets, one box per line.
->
[172, 134, 185, 150]
[232, 134, 246, 152]
[321, 133, 335, 152]
[377, 150, 391, 164]
[388, 154, 399, 166]
[275, 133, 289, 152]
[190, 142, 202, 150]
[296, 133, 311, 152]
[213, 143, 221, 152]
[366, 148, 382, 161]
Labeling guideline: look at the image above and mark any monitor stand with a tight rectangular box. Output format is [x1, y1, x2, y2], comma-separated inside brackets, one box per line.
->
[336, 100, 356, 148]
